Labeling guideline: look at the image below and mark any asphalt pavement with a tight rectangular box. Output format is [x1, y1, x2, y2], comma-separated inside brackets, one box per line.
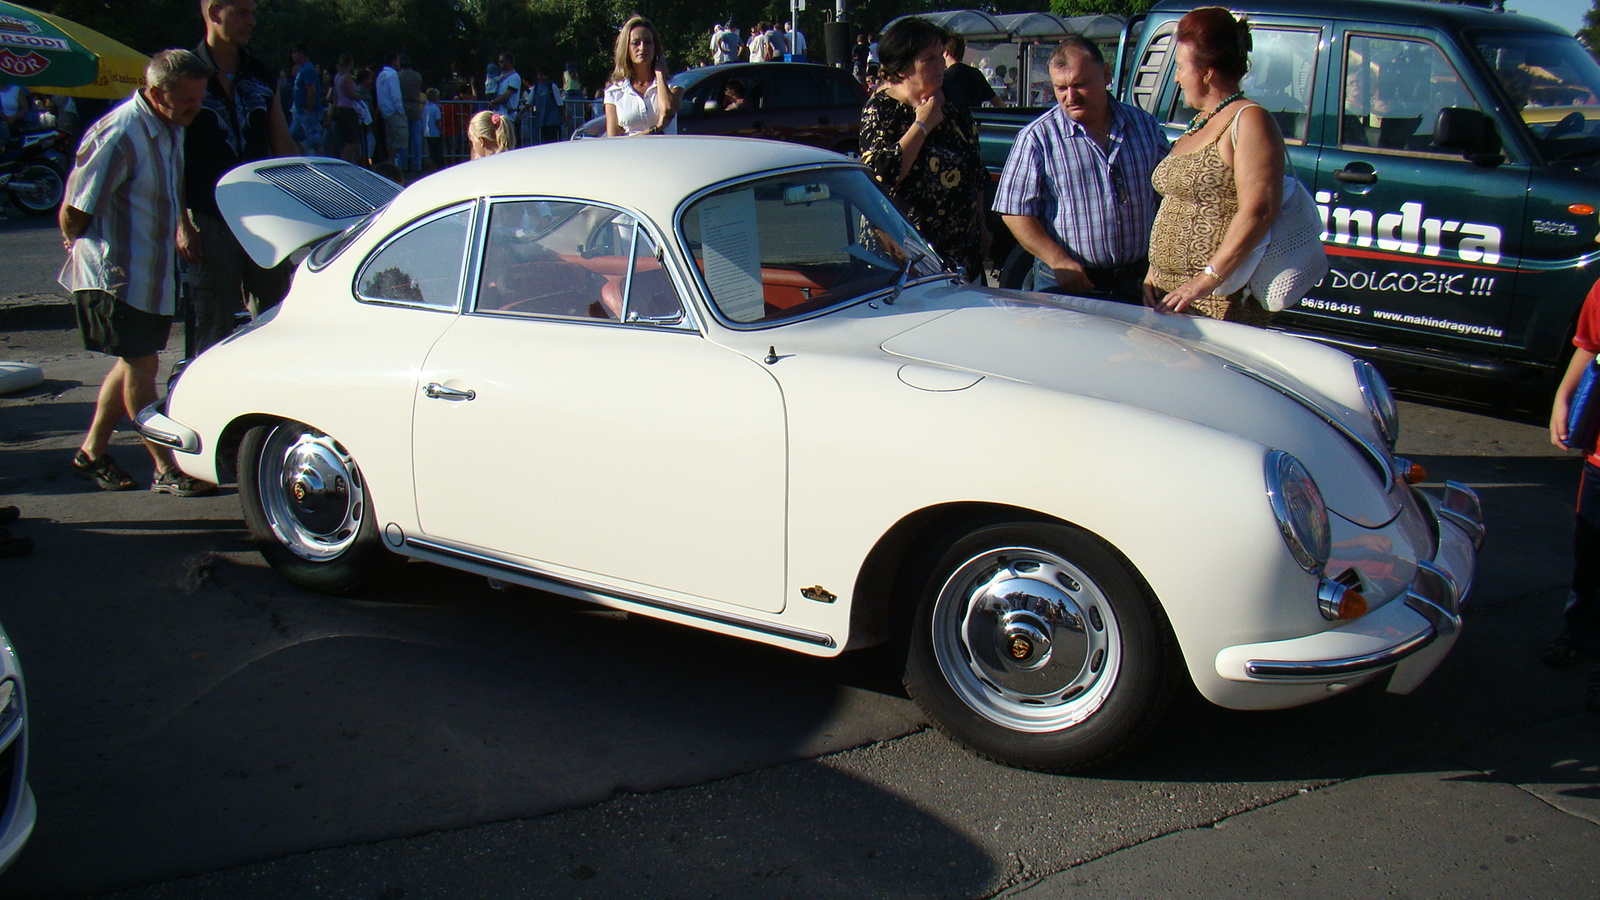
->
[0, 210, 1596, 899]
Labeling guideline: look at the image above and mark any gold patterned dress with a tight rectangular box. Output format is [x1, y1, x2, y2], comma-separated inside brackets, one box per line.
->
[1148, 131, 1272, 327]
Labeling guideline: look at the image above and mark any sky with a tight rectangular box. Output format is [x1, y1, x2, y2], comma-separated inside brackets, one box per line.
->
[1517, 0, 1590, 34]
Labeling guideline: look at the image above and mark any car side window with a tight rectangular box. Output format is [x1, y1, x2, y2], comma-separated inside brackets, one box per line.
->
[476, 199, 683, 325]
[619, 228, 685, 324]
[355, 205, 472, 310]
[1341, 34, 1476, 154]
[763, 69, 828, 110]
[1239, 28, 1318, 144]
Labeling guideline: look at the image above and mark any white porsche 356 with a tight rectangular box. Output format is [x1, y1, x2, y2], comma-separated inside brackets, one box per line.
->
[139, 138, 1484, 771]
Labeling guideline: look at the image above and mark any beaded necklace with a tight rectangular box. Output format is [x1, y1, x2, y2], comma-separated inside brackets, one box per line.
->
[1182, 91, 1244, 136]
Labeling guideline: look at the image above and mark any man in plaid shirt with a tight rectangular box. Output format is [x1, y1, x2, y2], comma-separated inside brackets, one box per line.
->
[994, 37, 1168, 304]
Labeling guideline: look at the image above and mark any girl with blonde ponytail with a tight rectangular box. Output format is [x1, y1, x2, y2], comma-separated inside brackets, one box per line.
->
[468, 109, 515, 158]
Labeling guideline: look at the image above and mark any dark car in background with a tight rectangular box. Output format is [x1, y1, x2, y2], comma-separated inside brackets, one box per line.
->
[572, 62, 867, 154]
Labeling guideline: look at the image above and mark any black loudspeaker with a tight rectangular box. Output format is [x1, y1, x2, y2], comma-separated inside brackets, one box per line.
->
[825, 21, 851, 68]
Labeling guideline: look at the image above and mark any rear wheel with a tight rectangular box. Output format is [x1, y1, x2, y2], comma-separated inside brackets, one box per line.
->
[238, 421, 391, 594]
[10, 161, 64, 216]
[902, 521, 1174, 771]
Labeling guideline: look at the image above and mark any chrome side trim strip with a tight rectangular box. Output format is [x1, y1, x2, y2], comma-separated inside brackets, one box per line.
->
[403, 536, 836, 648]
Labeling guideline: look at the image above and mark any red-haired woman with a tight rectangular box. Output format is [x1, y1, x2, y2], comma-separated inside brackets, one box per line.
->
[1144, 6, 1285, 326]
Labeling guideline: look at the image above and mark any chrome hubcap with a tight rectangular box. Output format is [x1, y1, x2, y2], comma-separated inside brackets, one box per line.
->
[932, 547, 1121, 732]
[259, 425, 364, 561]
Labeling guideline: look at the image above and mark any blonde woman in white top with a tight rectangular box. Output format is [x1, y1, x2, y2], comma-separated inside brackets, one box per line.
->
[604, 16, 681, 136]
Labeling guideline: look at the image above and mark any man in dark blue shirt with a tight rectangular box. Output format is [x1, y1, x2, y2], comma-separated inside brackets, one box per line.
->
[179, 0, 296, 355]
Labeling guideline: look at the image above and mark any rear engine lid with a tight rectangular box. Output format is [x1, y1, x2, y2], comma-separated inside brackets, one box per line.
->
[215, 157, 401, 268]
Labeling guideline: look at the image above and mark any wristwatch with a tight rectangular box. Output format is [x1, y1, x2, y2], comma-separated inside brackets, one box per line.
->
[1202, 264, 1223, 281]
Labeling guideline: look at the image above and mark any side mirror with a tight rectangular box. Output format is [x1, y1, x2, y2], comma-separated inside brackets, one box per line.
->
[1433, 107, 1503, 166]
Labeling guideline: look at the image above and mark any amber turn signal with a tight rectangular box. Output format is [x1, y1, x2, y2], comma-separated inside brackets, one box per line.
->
[1570, 204, 1596, 215]
[1393, 456, 1428, 485]
[1318, 578, 1369, 621]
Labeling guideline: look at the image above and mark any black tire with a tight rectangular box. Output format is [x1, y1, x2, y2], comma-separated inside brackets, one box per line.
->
[901, 521, 1175, 772]
[237, 421, 392, 595]
[10, 161, 64, 216]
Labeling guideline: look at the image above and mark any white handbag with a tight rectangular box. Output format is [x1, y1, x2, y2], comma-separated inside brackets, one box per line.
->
[1248, 175, 1327, 311]
[1212, 107, 1328, 311]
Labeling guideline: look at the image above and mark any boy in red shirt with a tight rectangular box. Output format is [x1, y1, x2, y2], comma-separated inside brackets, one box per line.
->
[1546, 276, 1600, 715]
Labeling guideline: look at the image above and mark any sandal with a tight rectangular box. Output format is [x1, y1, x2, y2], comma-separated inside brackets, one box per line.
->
[151, 468, 216, 498]
[71, 450, 137, 491]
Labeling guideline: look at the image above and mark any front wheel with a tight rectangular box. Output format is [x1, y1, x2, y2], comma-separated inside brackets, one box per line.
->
[9, 162, 64, 216]
[902, 521, 1174, 771]
[238, 421, 392, 594]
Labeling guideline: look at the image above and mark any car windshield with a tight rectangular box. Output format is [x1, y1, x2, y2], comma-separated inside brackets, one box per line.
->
[678, 167, 944, 325]
[1474, 30, 1600, 158]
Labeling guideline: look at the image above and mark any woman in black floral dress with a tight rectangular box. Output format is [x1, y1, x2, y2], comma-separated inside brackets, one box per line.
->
[858, 17, 988, 282]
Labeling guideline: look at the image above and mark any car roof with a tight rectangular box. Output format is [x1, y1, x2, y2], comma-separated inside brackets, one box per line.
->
[389, 136, 850, 224]
[1148, 0, 1566, 34]
[673, 61, 853, 91]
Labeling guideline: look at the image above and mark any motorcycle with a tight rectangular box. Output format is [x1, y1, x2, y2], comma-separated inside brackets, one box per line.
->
[0, 127, 70, 217]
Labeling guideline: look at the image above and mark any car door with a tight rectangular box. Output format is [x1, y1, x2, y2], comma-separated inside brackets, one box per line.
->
[1292, 25, 1528, 346]
[680, 69, 769, 139]
[759, 66, 844, 149]
[411, 198, 789, 614]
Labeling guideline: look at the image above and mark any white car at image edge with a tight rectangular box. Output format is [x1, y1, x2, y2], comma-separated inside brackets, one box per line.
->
[0, 619, 34, 873]
[137, 138, 1484, 771]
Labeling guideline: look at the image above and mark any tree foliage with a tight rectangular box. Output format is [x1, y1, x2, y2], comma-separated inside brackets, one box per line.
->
[1581, 0, 1600, 55]
[28, 0, 1147, 92]
[1049, 0, 1153, 17]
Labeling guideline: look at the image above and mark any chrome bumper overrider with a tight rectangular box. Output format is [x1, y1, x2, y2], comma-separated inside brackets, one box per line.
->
[1215, 483, 1483, 691]
[134, 401, 201, 454]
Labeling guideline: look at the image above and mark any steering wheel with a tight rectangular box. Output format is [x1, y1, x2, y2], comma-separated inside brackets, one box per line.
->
[1550, 110, 1586, 138]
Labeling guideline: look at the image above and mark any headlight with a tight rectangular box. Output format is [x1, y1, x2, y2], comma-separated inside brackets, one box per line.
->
[1266, 450, 1330, 574]
[1354, 359, 1398, 447]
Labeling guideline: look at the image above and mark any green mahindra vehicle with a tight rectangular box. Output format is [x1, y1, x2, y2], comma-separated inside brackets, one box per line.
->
[979, 0, 1600, 397]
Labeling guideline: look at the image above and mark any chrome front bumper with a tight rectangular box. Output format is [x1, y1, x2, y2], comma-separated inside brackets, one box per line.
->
[1215, 482, 1482, 693]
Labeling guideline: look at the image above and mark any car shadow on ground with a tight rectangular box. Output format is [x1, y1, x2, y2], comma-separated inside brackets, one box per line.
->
[0, 445, 1593, 897]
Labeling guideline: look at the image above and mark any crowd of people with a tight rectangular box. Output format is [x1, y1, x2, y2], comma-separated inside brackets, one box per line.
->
[12, 2, 1596, 714]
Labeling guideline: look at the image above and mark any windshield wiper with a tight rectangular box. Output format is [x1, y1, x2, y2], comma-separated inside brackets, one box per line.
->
[888, 248, 930, 304]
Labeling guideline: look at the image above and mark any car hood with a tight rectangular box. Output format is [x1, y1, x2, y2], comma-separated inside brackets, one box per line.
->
[877, 297, 1400, 527]
[216, 157, 402, 268]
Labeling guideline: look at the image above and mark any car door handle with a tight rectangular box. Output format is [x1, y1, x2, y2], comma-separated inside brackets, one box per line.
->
[424, 382, 476, 401]
[1333, 167, 1377, 185]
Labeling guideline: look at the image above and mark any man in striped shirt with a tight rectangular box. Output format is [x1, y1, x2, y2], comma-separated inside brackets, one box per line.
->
[994, 36, 1168, 304]
[58, 49, 218, 498]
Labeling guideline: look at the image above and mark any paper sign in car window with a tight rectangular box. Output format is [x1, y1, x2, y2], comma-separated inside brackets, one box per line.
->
[698, 189, 765, 322]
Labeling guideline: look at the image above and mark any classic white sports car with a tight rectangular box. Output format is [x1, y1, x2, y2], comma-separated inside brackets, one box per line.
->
[138, 139, 1484, 771]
